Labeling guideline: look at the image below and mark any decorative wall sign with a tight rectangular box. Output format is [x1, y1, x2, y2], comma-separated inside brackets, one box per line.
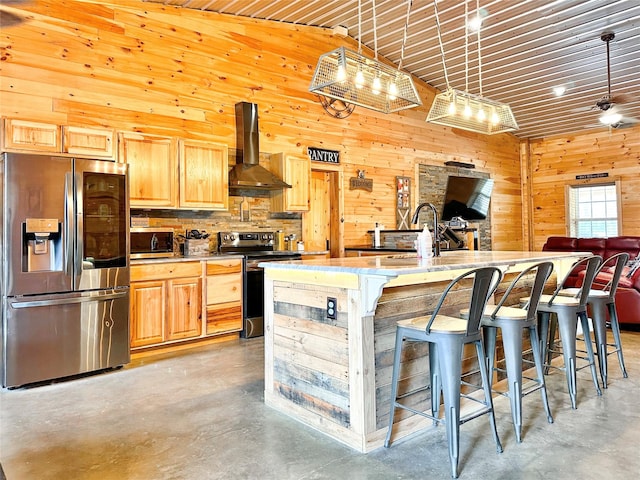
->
[396, 176, 411, 229]
[349, 169, 373, 192]
[576, 172, 609, 180]
[308, 147, 340, 164]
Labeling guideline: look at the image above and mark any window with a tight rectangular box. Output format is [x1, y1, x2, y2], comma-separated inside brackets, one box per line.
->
[567, 182, 620, 238]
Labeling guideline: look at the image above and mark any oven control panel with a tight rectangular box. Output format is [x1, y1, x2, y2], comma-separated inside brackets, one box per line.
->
[218, 231, 274, 249]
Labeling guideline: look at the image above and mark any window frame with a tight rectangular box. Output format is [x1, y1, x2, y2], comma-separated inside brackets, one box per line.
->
[564, 178, 622, 238]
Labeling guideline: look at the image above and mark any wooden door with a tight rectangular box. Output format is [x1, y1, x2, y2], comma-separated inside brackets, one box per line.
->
[179, 139, 228, 210]
[130, 280, 166, 348]
[166, 276, 202, 341]
[119, 132, 177, 208]
[303, 168, 343, 256]
[304, 170, 331, 252]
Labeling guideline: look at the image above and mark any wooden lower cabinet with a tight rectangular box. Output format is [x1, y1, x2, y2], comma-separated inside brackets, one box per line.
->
[166, 277, 202, 341]
[130, 261, 202, 350]
[205, 259, 242, 335]
[130, 280, 167, 348]
[130, 258, 242, 351]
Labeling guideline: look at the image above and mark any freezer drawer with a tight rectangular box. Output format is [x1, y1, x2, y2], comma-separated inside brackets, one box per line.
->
[2, 289, 130, 388]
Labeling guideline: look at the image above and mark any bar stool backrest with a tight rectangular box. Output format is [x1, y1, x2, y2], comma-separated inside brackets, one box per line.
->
[547, 255, 602, 308]
[424, 266, 503, 336]
[491, 261, 554, 323]
[596, 252, 629, 301]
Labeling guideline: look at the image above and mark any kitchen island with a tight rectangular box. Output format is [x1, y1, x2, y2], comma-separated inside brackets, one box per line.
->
[261, 250, 585, 453]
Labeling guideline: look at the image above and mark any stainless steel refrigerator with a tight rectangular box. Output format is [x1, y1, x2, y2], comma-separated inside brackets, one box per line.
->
[1, 153, 130, 388]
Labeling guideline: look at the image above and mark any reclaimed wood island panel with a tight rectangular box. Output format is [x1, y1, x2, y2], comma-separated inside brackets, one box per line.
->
[261, 251, 585, 453]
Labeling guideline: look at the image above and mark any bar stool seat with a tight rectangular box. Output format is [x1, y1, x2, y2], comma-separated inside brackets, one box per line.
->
[557, 252, 629, 387]
[462, 262, 555, 444]
[384, 267, 504, 479]
[522, 255, 603, 410]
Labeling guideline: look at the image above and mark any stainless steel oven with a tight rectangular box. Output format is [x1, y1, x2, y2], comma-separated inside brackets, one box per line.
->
[218, 231, 301, 338]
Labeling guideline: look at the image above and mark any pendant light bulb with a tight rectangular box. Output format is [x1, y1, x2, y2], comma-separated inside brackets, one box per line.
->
[355, 69, 365, 88]
[448, 101, 456, 115]
[388, 81, 398, 101]
[477, 108, 486, 121]
[463, 103, 472, 118]
[491, 109, 499, 124]
[336, 65, 347, 82]
[372, 76, 382, 95]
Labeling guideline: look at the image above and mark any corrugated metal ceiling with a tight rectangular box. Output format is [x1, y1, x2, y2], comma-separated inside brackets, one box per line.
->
[149, 1, 640, 139]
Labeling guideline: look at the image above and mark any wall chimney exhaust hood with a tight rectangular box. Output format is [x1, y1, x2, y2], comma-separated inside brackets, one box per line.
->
[229, 102, 291, 190]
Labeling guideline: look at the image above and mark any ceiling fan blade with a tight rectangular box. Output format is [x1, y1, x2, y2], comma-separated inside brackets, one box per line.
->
[610, 93, 638, 104]
[0, 10, 25, 28]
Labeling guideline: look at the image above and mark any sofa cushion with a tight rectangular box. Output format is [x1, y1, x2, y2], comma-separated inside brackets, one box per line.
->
[542, 236, 578, 251]
[576, 238, 606, 256]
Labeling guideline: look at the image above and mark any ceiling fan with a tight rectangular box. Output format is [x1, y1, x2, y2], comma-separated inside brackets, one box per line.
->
[594, 32, 638, 129]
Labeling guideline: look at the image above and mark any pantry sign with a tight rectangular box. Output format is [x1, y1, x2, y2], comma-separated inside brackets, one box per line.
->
[308, 147, 340, 164]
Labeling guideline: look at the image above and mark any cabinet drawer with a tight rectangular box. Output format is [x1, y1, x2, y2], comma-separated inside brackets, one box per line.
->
[131, 261, 201, 281]
[206, 303, 242, 335]
[205, 258, 242, 275]
[206, 273, 241, 305]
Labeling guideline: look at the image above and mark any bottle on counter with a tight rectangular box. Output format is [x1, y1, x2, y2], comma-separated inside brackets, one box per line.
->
[373, 223, 381, 248]
[240, 197, 251, 222]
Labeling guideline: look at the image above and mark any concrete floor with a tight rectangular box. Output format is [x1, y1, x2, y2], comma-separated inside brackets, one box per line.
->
[1, 329, 640, 480]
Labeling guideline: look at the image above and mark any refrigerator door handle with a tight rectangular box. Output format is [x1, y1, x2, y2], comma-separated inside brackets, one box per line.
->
[64, 171, 74, 278]
[11, 290, 128, 309]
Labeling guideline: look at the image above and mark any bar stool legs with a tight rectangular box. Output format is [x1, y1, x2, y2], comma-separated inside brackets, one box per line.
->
[539, 310, 602, 409]
[484, 320, 553, 443]
[588, 296, 628, 388]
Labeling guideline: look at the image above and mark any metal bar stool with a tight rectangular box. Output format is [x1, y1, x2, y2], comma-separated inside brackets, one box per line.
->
[462, 261, 555, 443]
[557, 252, 629, 387]
[384, 266, 504, 479]
[523, 255, 603, 410]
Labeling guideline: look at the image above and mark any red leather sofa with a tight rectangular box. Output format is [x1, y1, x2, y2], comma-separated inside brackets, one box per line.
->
[542, 236, 640, 325]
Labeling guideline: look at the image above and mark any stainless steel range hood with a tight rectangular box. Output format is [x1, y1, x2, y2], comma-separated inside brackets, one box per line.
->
[229, 102, 291, 190]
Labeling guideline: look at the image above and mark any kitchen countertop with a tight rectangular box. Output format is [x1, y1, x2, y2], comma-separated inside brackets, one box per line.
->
[131, 253, 244, 265]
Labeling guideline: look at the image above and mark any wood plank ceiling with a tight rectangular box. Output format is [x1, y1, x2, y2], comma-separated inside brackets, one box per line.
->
[149, 1, 640, 139]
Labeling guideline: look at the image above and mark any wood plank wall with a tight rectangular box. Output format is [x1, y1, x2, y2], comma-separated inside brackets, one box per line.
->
[6, 1, 637, 251]
[0, 0, 526, 250]
[527, 128, 640, 249]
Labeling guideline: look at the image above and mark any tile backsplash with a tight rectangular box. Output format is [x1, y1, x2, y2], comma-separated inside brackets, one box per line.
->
[130, 194, 301, 254]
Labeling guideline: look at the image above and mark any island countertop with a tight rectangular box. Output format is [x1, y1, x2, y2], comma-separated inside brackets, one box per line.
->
[262, 249, 585, 453]
[261, 250, 586, 277]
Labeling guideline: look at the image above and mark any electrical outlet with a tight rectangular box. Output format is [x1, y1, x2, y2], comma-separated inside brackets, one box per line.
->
[326, 297, 337, 320]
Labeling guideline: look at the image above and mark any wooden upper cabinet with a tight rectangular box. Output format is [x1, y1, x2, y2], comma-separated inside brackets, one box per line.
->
[119, 132, 177, 208]
[2, 119, 61, 152]
[63, 126, 116, 159]
[178, 139, 228, 210]
[270, 152, 310, 212]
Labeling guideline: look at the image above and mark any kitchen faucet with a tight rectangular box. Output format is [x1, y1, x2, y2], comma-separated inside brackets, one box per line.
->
[411, 202, 441, 257]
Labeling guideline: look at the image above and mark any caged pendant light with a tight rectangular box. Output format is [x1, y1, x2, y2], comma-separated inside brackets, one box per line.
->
[426, 0, 518, 134]
[309, 0, 421, 115]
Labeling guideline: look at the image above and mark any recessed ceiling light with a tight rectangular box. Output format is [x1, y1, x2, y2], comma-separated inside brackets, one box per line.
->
[467, 8, 488, 31]
[553, 86, 566, 96]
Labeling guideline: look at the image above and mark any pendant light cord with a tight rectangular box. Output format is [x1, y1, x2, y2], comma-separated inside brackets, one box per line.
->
[357, 0, 362, 54]
[433, 0, 451, 89]
[372, 0, 378, 60]
[464, 0, 469, 93]
[397, 0, 413, 71]
[476, 0, 483, 97]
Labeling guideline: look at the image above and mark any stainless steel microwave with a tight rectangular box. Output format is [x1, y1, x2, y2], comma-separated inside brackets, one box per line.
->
[130, 228, 175, 259]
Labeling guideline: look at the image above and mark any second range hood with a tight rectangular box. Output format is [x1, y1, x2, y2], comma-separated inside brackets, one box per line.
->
[229, 102, 291, 190]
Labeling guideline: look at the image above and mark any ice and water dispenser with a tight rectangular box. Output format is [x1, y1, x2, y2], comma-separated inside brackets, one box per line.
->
[23, 218, 63, 272]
